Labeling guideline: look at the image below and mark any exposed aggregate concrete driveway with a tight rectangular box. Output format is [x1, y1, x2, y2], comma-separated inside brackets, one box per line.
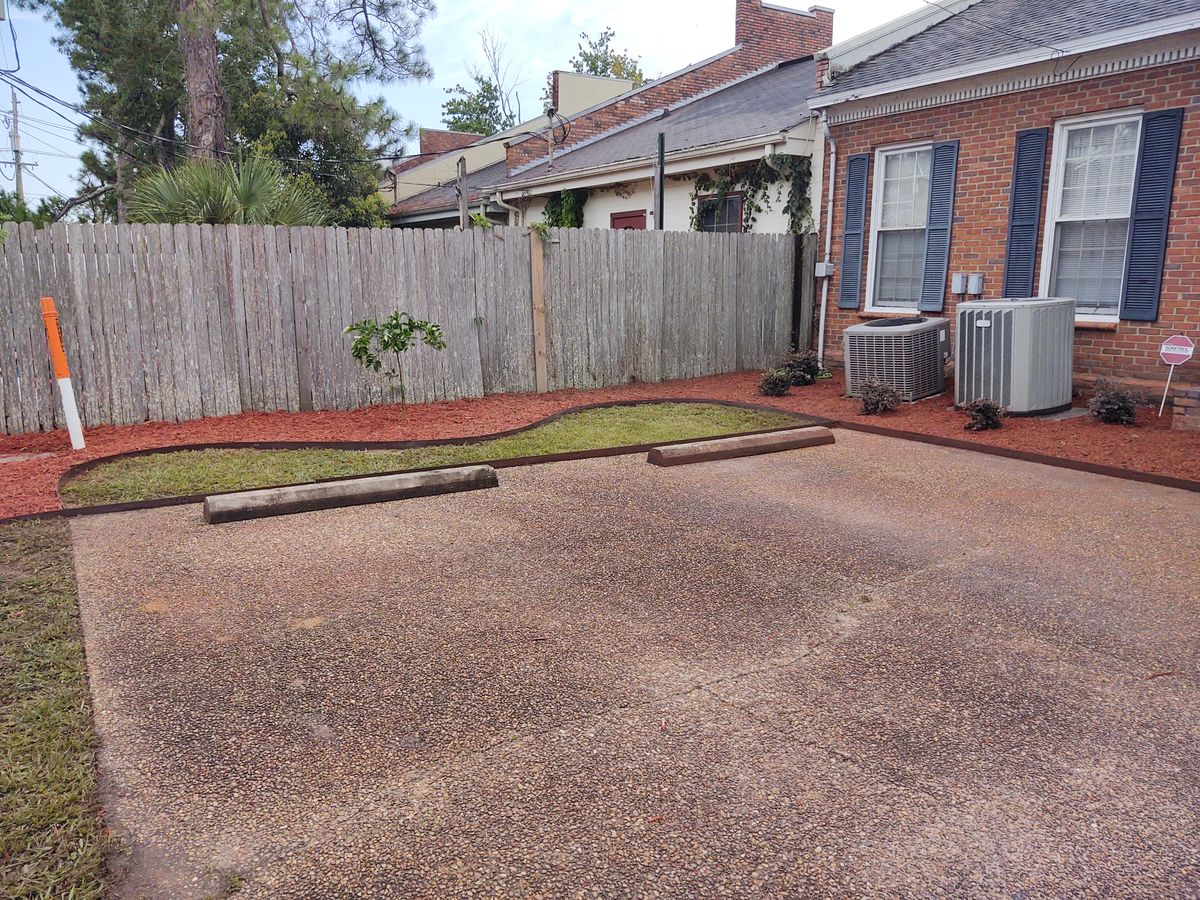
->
[69, 431, 1200, 898]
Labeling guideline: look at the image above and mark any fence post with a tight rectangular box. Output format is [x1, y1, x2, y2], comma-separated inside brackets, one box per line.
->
[791, 233, 817, 352]
[528, 229, 549, 393]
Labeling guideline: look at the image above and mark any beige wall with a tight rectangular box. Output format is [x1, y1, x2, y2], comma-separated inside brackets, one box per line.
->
[555, 72, 636, 115]
[511, 159, 820, 235]
[382, 73, 635, 206]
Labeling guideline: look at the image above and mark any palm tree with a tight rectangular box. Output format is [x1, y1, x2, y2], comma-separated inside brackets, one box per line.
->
[128, 156, 329, 226]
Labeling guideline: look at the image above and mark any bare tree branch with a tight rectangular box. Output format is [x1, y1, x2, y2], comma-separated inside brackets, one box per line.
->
[53, 184, 114, 223]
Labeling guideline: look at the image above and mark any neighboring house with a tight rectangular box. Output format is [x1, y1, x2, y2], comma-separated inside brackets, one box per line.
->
[492, 59, 822, 235]
[809, 0, 1200, 389]
[389, 0, 833, 232]
[381, 72, 637, 224]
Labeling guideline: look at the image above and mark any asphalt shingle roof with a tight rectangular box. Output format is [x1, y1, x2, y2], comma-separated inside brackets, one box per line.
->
[391, 58, 817, 216]
[389, 160, 509, 215]
[822, 0, 1200, 95]
[504, 58, 816, 185]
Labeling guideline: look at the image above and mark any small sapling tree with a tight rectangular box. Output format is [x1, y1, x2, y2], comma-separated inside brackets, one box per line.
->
[344, 312, 447, 407]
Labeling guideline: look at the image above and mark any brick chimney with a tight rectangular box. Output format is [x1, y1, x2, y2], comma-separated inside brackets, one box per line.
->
[736, 1, 834, 63]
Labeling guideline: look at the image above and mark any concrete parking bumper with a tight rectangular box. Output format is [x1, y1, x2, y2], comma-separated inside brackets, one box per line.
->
[647, 426, 834, 466]
[202, 464, 499, 524]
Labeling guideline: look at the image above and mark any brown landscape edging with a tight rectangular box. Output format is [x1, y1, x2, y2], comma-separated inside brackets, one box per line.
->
[14, 399, 829, 524]
[7, 398, 1197, 525]
[833, 420, 1200, 494]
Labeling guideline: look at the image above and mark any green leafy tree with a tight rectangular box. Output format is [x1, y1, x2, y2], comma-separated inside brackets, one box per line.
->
[441, 30, 521, 136]
[19, 0, 429, 223]
[0, 190, 69, 225]
[543, 28, 649, 105]
[128, 156, 328, 225]
[442, 75, 511, 136]
[567, 28, 648, 85]
[344, 312, 447, 407]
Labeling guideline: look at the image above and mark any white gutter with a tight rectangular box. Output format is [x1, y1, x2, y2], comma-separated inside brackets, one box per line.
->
[498, 132, 806, 197]
[492, 192, 522, 226]
[809, 11, 1200, 110]
[816, 112, 836, 367]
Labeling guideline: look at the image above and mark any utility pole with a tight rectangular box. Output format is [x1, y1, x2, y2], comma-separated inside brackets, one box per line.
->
[456, 156, 468, 230]
[10, 88, 24, 204]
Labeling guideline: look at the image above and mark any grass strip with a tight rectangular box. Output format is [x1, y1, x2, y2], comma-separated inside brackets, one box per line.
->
[61, 403, 807, 507]
[0, 520, 108, 898]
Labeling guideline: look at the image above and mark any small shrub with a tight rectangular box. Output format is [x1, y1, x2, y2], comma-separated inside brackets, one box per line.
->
[859, 378, 900, 415]
[962, 398, 1005, 431]
[1088, 381, 1138, 425]
[344, 311, 447, 408]
[780, 349, 822, 387]
[758, 368, 792, 397]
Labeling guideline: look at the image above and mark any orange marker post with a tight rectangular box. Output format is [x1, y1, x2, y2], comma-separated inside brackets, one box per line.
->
[40, 297, 85, 449]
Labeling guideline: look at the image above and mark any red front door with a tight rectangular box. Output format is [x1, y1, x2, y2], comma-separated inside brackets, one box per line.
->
[610, 210, 647, 230]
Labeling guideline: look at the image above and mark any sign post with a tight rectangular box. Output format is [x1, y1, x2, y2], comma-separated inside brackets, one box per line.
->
[1158, 334, 1195, 416]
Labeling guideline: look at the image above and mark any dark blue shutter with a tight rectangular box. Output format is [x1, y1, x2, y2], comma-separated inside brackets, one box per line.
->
[918, 141, 959, 312]
[1119, 108, 1183, 322]
[1001, 128, 1048, 297]
[838, 153, 869, 309]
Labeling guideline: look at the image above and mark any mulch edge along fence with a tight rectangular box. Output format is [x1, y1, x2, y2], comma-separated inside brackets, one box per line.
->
[3, 398, 1193, 526]
[0, 222, 803, 435]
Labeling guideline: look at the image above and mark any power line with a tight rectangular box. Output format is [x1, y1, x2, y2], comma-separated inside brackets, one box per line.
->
[1, 71, 438, 167]
[0, 147, 78, 160]
[23, 166, 65, 199]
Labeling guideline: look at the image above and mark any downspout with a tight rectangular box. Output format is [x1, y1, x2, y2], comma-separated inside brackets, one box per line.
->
[492, 192, 523, 226]
[816, 111, 836, 367]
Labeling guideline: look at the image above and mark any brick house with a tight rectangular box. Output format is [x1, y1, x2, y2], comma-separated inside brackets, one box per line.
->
[390, 0, 833, 229]
[809, 0, 1200, 392]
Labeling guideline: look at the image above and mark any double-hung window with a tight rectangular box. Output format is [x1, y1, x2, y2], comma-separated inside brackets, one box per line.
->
[867, 145, 932, 310]
[1041, 112, 1141, 319]
[697, 194, 743, 233]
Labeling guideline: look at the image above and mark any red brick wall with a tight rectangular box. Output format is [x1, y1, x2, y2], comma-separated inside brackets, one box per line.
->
[820, 61, 1200, 390]
[420, 129, 483, 155]
[506, 2, 833, 172]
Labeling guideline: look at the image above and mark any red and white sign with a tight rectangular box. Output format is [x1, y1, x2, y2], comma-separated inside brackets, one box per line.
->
[1161, 335, 1195, 366]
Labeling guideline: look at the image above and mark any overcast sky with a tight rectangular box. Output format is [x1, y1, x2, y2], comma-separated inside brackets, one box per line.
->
[7, 0, 926, 202]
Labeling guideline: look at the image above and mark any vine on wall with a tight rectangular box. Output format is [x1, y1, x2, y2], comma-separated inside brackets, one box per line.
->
[688, 155, 812, 234]
[543, 189, 588, 228]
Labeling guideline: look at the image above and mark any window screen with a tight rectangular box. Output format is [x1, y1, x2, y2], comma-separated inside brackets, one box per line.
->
[1048, 118, 1140, 316]
[698, 195, 743, 233]
[872, 147, 931, 309]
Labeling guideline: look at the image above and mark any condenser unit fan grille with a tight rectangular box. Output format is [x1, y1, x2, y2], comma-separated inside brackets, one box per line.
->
[844, 319, 948, 401]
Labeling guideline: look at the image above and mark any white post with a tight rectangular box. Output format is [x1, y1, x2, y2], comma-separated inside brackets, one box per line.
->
[1159, 364, 1176, 417]
[56, 376, 85, 449]
[40, 297, 86, 450]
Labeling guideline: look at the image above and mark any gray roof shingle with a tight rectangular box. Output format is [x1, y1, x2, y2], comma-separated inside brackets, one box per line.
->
[503, 58, 815, 185]
[390, 58, 816, 216]
[820, 0, 1200, 96]
[389, 160, 509, 215]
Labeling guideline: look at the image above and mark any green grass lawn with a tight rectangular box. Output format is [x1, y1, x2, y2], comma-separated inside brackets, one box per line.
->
[0, 520, 108, 899]
[61, 402, 808, 507]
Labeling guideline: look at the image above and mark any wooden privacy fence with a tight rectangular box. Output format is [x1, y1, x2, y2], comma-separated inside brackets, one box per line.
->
[0, 222, 808, 435]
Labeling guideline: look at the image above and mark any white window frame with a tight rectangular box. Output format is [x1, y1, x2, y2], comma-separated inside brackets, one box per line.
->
[1038, 108, 1143, 323]
[865, 141, 934, 313]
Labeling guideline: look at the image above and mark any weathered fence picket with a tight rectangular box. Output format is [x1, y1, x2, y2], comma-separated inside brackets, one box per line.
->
[0, 223, 807, 434]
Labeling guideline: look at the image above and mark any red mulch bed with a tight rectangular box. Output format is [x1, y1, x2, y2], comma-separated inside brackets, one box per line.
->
[2, 371, 1197, 520]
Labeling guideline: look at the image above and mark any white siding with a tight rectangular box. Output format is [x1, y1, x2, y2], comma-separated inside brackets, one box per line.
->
[512, 165, 816, 235]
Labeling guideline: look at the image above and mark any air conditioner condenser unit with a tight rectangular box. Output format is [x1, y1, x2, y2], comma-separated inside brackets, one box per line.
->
[955, 297, 1074, 415]
[843, 316, 951, 401]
